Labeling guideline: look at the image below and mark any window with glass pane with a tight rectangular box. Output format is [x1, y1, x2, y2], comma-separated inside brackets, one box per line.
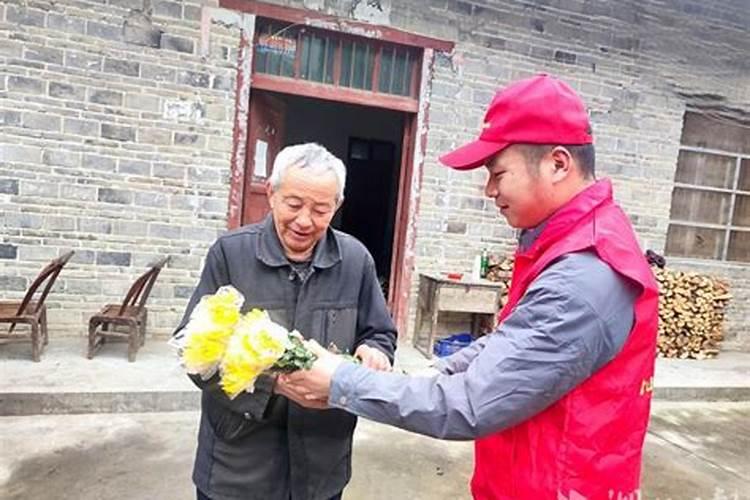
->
[666, 112, 750, 262]
[252, 19, 419, 99]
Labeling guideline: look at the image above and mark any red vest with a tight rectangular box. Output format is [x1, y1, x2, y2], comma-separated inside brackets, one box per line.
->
[472, 180, 659, 499]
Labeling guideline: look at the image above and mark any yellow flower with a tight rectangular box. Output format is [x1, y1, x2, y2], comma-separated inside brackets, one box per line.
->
[202, 286, 243, 328]
[182, 326, 233, 376]
[220, 309, 291, 399]
[179, 286, 243, 377]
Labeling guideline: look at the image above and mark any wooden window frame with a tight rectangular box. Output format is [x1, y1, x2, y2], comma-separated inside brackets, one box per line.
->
[667, 143, 750, 262]
[250, 18, 422, 112]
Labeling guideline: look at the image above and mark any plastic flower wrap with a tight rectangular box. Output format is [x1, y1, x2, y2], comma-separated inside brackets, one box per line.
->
[172, 285, 243, 379]
[171, 285, 318, 399]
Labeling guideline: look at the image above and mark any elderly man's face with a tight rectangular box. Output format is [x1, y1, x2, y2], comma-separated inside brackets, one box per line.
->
[267, 166, 339, 262]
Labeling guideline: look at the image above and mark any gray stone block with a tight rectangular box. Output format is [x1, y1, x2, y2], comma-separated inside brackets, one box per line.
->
[0, 244, 18, 259]
[174, 285, 194, 298]
[174, 133, 200, 145]
[43, 150, 81, 168]
[554, 49, 577, 64]
[78, 217, 113, 234]
[125, 94, 160, 113]
[20, 181, 58, 198]
[118, 159, 151, 176]
[154, 1, 183, 18]
[153, 163, 184, 179]
[1, 144, 42, 163]
[183, 5, 202, 21]
[64, 52, 102, 71]
[139, 128, 171, 145]
[64, 118, 99, 137]
[200, 198, 226, 214]
[134, 191, 168, 207]
[47, 13, 86, 34]
[0, 276, 27, 291]
[60, 184, 96, 201]
[101, 124, 136, 142]
[6, 5, 45, 27]
[49, 82, 86, 101]
[24, 46, 63, 65]
[89, 90, 123, 106]
[149, 223, 182, 239]
[5, 213, 43, 229]
[104, 57, 140, 77]
[70, 250, 95, 264]
[160, 34, 194, 54]
[98, 188, 133, 204]
[22, 112, 61, 132]
[86, 21, 121, 42]
[8, 76, 44, 94]
[0, 179, 19, 195]
[114, 220, 148, 236]
[83, 154, 117, 172]
[18, 245, 57, 262]
[110, 0, 146, 10]
[177, 70, 210, 88]
[44, 216, 76, 231]
[141, 64, 175, 82]
[0, 110, 21, 126]
[97, 251, 132, 266]
[446, 221, 467, 234]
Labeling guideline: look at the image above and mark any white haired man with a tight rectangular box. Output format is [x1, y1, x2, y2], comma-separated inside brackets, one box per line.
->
[174, 143, 397, 500]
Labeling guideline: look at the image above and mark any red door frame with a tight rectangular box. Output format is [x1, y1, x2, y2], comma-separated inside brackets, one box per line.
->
[222, 0, 449, 334]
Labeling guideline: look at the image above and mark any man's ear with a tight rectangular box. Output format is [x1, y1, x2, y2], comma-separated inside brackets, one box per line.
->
[265, 181, 275, 206]
[549, 146, 573, 182]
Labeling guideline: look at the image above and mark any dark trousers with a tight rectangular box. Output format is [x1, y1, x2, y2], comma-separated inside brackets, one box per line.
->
[197, 489, 342, 500]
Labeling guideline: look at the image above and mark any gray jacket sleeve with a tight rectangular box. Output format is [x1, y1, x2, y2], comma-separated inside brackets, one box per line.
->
[328, 252, 640, 440]
[432, 336, 489, 375]
[173, 242, 274, 420]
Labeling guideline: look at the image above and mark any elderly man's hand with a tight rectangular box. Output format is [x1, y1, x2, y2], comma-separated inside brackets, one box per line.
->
[277, 340, 343, 408]
[354, 344, 392, 371]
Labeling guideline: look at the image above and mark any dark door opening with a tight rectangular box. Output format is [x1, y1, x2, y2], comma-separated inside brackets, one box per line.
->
[243, 89, 405, 298]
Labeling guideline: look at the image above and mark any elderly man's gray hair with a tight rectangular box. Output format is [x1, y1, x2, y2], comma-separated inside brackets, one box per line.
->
[269, 143, 347, 202]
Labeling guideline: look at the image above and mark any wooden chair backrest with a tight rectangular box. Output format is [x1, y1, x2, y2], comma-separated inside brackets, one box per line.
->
[13, 250, 75, 317]
[118, 256, 169, 316]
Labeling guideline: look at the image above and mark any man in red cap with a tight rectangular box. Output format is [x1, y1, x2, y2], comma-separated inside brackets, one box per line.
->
[279, 74, 659, 499]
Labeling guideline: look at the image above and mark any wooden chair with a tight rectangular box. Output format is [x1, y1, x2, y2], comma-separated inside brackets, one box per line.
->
[0, 250, 75, 362]
[87, 256, 169, 362]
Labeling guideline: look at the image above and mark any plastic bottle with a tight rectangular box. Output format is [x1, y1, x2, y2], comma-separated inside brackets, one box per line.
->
[480, 248, 489, 279]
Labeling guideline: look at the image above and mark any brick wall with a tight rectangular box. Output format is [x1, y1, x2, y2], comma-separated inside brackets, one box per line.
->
[2, 0, 749, 350]
[0, 0, 239, 337]
[391, 0, 750, 349]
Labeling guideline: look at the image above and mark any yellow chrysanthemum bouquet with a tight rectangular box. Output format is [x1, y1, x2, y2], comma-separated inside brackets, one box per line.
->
[170, 285, 316, 399]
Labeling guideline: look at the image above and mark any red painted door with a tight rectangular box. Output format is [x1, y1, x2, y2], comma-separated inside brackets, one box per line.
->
[242, 91, 287, 225]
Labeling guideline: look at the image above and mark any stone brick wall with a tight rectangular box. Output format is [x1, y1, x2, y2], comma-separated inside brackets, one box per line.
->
[391, 0, 750, 349]
[2, 0, 748, 351]
[0, 0, 240, 337]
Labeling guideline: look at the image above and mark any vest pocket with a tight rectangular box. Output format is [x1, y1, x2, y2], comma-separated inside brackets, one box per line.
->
[324, 307, 358, 352]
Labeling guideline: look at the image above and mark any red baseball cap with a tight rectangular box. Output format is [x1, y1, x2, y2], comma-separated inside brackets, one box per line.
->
[439, 74, 593, 170]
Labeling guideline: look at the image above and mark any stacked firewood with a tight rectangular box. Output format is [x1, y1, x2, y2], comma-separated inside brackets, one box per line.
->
[484, 252, 732, 359]
[653, 267, 731, 359]
[484, 255, 513, 307]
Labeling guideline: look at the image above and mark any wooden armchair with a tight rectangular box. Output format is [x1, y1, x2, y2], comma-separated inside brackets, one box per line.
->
[0, 250, 75, 361]
[87, 256, 169, 362]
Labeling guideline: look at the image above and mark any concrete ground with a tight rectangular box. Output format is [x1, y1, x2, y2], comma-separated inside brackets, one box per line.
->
[2, 338, 750, 416]
[1, 403, 748, 499]
[1, 338, 749, 498]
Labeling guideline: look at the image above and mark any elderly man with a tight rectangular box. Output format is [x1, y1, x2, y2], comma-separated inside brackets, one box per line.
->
[174, 143, 397, 500]
[281, 75, 659, 499]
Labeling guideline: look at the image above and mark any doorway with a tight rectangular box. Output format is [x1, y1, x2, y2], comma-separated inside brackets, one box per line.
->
[242, 89, 405, 297]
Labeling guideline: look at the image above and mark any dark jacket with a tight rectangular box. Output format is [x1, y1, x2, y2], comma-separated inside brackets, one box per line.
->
[174, 216, 397, 500]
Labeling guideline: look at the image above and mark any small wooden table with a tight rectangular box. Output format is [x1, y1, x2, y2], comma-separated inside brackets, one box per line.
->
[412, 273, 508, 358]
